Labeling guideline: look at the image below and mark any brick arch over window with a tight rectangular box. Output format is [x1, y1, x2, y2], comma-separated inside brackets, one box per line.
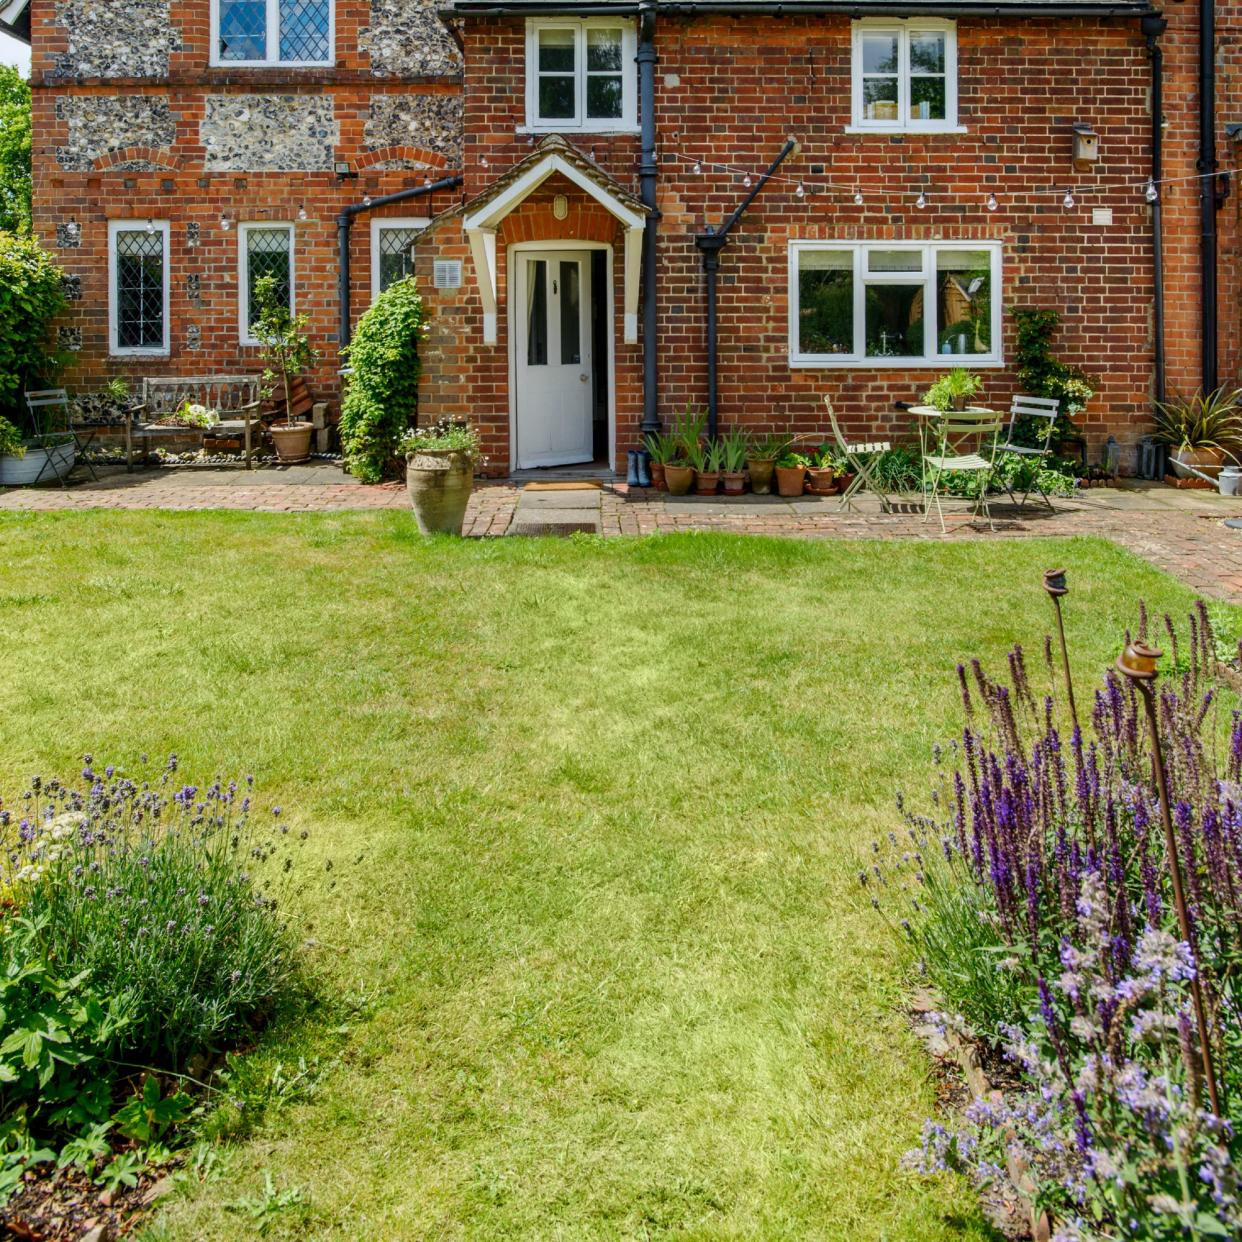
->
[93, 146, 182, 173]
[355, 147, 453, 173]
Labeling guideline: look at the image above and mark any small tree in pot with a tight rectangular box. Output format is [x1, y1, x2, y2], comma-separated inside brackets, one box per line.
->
[252, 275, 320, 464]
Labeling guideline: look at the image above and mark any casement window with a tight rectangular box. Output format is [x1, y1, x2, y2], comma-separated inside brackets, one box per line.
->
[370, 218, 429, 301]
[789, 241, 1002, 368]
[524, 19, 637, 132]
[239, 223, 295, 346]
[108, 221, 170, 357]
[212, 0, 334, 66]
[850, 20, 959, 132]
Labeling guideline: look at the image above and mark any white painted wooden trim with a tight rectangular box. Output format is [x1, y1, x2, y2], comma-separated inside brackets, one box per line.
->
[524, 17, 637, 133]
[623, 226, 642, 345]
[467, 227, 499, 345]
[849, 18, 959, 134]
[507, 240, 616, 474]
[107, 220, 171, 358]
[787, 239, 1004, 369]
[238, 221, 295, 347]
[0, 0, 27, 25]
[209, 0, 335, 68]
[463, 151, 647, 233]
[369, 216, 430, 302]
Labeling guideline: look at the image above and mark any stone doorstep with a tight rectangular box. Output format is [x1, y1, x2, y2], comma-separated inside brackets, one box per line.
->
[514, 492, 602, 512]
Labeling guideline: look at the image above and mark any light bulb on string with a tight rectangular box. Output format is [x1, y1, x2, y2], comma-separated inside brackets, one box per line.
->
[693, 161, 702, 174]
[363, 195, 373, 207]
[915, 190, 927, 209]
[986, 192, 998, 212]
[1145, 178, 1158, 203]
[1062, 190, 1075, 210]
[480, 155, 489, 168]
[220, 214, 232, 231]
[146, 219, 155, 235]
[853, 187, 864, 206]
[743, 173, 752, 187]
[795, 183, 805, 197]
[297, 204, 308, 221]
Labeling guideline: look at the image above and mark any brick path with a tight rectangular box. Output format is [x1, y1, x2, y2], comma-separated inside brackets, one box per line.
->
[6, 465, 1242, 601]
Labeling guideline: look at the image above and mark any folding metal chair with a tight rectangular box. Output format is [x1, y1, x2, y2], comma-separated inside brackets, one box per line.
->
[24, 389, 89, 487]
[921, 409, 1004, 533]
[996, 394, 1060, 511]
[824, 395, 894, 513]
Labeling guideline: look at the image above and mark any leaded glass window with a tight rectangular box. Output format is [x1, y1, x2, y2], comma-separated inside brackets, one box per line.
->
[215, 0, 332, 65]
[376, 226, 419, 295]
[111, 224, 167, 354]
[242, 225, 293, 342]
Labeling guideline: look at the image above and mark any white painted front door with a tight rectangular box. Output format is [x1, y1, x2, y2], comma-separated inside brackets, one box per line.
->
[514, 250, 593, 468]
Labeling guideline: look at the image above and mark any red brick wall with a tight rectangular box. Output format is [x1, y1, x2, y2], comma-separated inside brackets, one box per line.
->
[29, 0, 464, 406]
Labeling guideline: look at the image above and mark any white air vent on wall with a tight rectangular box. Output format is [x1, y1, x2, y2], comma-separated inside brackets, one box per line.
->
[433, 260, 462, 290]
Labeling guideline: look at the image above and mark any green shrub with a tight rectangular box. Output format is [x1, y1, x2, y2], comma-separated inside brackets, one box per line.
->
[1009, 307, 1095, 440]
[7, 758, 305, 1068]
[0, 230, 66, 418]
[0, 67, 31, 235]
[0, 413, 24, 457]
[340, 277, 427, 482]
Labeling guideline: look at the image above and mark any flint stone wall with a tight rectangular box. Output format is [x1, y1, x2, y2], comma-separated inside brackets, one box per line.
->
[201, 95, 339, 171]
[55, 95, 176, 170]
[359, 0, 461, 77]
[51, 0, 180, 80]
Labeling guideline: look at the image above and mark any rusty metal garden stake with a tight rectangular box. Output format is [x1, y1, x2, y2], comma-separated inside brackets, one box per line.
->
[1042, 569, 1079, 733]
[1117, 639, 1224, 1118]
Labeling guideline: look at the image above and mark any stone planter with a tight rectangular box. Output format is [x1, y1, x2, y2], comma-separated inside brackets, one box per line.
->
[664, 464, 695, 496]
[1170, 447, 1225, 481]
[406, 449, 475, 535]
[747, 458, 776, 495]
[269, 422, 313, 464]
[0, 441, 76, 487]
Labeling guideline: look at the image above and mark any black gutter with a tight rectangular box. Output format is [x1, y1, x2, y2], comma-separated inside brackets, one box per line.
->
[336, 175, 463, 350]
[1198, 0, 1220, 392]
[1143, 13, 1167, 404]
[695, 137, 798, 438]
[450, 2, 1156, 15]
[638, 0, 660, 435]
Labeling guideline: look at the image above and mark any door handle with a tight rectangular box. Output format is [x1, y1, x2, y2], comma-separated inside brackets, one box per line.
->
[579, 373, 589, 383]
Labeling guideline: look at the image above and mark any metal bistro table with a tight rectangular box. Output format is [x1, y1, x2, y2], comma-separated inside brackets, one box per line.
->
[907, 405, 999, 518]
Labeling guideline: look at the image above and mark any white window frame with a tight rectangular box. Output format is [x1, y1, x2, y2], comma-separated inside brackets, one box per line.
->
[209, 0, 336, 68]
[238, 222, 295, 347]
[370, 217, 429, 302]
[788, 240, 1003, 369]
[108, 220, 171, 358]
[848, 19, 961, 134]
[522, 18, 638, 133]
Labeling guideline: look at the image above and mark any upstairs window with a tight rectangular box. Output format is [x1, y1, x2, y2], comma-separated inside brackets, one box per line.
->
[108, 221, 170, 357]
[212, 0, 334, 66]
[525, 19, 637, 132]
[850, 20, 958, 132]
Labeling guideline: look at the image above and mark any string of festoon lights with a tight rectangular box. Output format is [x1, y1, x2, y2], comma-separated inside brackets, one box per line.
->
[667, 149, 1239, 211]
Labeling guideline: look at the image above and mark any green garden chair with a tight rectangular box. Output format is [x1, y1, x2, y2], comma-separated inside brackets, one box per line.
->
[921, 408, 1004, 533]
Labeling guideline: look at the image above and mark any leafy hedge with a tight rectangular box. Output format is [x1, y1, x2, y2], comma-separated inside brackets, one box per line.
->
[0, 230, 66, 419]
[340, 277, 428, 483]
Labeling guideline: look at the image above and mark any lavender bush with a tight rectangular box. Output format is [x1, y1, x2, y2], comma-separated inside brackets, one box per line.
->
[873, 602, 1242, 1240]
[1, 756, 306, 1066]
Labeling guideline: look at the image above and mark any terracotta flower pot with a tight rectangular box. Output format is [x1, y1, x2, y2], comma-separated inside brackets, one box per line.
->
[664, 463, 696, 496]
[747, 458, 776, 495]
[406, 449, 475, 535]
[649, 461, 667, 491]
[805, 466, 835, 494]
[1170, 447, 1225, 480]
[721, 472, 746, 495]
[269, 422, 313, 463]
[695, 470, 721, 496]
[775, 464, 806, 497]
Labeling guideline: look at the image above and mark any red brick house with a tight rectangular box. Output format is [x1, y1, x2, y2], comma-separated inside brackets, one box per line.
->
[4, 0, 1239, 475]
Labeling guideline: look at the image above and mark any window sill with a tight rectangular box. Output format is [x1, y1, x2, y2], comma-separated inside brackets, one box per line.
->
[842, 125, 968, 136]
[208, 59, 336, 70]
[789, 355, 1004, 369]
[110, 348, 170, 359]
[516, 123, 641, 136]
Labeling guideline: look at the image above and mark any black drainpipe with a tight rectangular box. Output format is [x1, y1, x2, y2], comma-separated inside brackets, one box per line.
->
[1142, 14, 1167, 404]
[694, 137, 798, 438]
[336, 175, 464, 350]
[638, 0, 660, 435]
[1198, 0, 1221, 392]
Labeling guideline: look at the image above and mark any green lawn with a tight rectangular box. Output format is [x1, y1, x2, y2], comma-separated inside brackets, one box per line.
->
[0, 513, 1212, 1240]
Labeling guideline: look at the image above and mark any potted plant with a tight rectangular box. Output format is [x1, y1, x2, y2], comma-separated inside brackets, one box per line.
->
[694, 437, 725, 495]
[746, 432, 789, 496]
[0, 410, 76, 487]
[643, 430, 674, 491]
[252, 275, 320, 464]
[401, 418, 483, 535]
[719, 428, 748, 495]
[664, 405, 705, 497]
[805, 444, 836, 494]
[774, 451, 807, 498]
[923, 368, 984, 413]
[1153, 387, 1242, 481]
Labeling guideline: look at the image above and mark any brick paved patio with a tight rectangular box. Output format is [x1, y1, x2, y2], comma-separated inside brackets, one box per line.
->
[5, 465, 1242, 601]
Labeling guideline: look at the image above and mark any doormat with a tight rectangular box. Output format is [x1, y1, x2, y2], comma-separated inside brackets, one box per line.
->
[522, 481, 603, 492]
[511, 521, 600, 537]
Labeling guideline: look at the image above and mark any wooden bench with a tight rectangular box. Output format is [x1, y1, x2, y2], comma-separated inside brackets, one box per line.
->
[128, 376, 262, 471]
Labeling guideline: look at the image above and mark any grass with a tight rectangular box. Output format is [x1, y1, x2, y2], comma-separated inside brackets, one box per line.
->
[0, 511, 1216, 1240]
